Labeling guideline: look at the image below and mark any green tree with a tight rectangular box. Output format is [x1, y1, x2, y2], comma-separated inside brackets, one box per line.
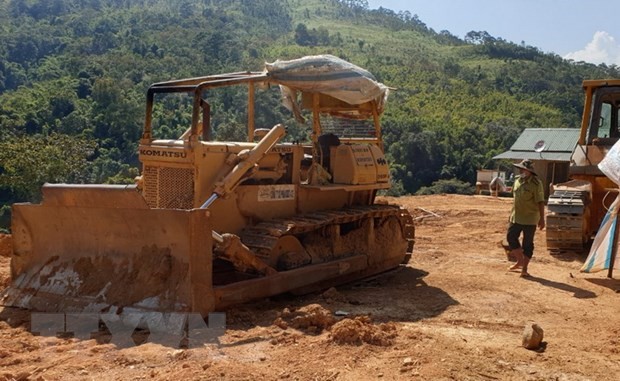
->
[0, 133, 96, 201]
[294, 23, 315, 46]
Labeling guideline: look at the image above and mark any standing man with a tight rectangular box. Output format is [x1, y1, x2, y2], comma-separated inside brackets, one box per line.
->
[506, 159, 545, 277]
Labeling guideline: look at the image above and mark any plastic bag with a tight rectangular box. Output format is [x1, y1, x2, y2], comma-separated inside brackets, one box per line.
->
[598, 139, 620, 185]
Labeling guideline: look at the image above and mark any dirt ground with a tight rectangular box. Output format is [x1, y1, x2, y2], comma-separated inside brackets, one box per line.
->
[1, 194, 620, 381]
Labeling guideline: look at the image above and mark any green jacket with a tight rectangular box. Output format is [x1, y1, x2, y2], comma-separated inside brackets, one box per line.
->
[510, 175, 545, 225]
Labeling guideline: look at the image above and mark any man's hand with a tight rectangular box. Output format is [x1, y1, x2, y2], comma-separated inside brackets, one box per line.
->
[538, 202, 545, 230]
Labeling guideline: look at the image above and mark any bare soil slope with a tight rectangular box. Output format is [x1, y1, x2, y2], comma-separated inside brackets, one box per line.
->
[1, 194, 620, 381]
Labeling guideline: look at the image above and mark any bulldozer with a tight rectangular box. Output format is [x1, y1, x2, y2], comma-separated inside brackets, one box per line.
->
[546, 79, 620, 251]
[1, 55, 414, 316]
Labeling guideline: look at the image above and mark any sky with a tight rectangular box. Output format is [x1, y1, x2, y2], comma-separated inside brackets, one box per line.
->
[366, 0, 620, 66]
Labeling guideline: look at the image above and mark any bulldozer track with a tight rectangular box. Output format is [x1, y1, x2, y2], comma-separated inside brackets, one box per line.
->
[240, 204, 413, 258]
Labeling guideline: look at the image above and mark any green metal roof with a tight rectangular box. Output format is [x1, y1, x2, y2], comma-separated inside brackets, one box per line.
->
[493, 151, 573, 161]
[493, 128, 580, 162]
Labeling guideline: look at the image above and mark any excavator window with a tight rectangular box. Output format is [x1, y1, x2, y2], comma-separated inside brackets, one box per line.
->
[589, 87, 620, 145]
[597, 102, 614, 138]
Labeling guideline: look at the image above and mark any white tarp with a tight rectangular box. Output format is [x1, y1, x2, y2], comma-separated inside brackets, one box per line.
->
[265, 55, 389, 118]
[581, 197, 620, 273]
[599, 140, 620, 184]
[581, 140, 620, 273]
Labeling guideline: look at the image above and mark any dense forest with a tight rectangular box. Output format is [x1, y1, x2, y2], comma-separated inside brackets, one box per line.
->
[0, 0, 618, 228]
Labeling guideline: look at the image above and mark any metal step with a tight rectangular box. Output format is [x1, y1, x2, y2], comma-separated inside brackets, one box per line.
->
[547, 189, 589, 214]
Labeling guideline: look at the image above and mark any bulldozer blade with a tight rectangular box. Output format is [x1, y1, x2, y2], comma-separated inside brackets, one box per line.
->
[1, 185, 214, 316]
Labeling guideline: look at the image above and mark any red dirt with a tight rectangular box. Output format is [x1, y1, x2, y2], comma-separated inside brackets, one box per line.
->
[1, 195, 620, 380]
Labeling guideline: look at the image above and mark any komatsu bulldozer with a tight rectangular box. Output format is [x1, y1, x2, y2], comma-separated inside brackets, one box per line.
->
[546, 80, 620, 250]
[1, 55, 414, 316]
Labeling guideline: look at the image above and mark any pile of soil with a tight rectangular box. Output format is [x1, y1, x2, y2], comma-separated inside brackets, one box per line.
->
[0, 234, 11, 258]
[273, 304, 335, 332]
[0, 234, 10, 289]
[330, 315, 397, 346]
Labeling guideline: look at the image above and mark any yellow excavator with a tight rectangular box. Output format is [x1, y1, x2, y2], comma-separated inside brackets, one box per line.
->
[1, 55, 414, 316]
[546, 79, 620, 250]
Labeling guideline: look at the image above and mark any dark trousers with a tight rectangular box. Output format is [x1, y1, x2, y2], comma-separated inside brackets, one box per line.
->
[506, 222, 536, 258]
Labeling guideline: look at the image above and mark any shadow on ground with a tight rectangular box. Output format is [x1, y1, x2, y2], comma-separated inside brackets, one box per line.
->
[585, 277, 620, 292]
[547, 248, 588, 263]
[228, 265, 459, 328]
[521, 275, 597, 298]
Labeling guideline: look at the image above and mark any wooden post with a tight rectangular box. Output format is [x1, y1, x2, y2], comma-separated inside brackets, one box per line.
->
[248, 81, 255, 142]
[608, 209, 620, 278]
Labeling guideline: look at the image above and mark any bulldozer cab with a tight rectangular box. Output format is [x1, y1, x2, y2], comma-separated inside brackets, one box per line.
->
[570, 80, 620, 176]
[137, 56, 393, 233]
[585, 84, 620, 145]
[547, 80, 620, 250]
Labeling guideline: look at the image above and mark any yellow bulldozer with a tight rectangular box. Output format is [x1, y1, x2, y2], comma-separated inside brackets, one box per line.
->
[1, 55, 414, 316]
[546, 79, 620, 250]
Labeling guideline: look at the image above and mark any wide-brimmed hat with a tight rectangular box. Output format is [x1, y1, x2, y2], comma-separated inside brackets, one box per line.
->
[513, 159, 537, 176]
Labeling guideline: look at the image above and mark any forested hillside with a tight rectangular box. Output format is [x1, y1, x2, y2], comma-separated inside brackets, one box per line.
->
[0, 0, 618, 227]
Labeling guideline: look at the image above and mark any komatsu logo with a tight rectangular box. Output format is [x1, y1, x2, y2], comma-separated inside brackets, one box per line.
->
[140, 149, 187, 159]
